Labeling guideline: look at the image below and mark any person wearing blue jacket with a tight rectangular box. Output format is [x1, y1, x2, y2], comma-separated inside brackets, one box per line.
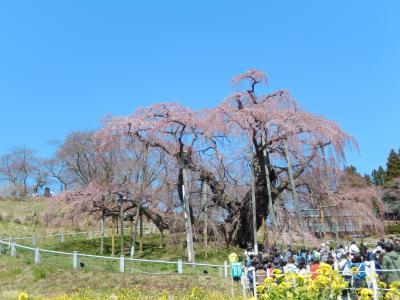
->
[350, 254, 367, 285]
[368, 251, 383, 276]
[346, 254, 367, 300]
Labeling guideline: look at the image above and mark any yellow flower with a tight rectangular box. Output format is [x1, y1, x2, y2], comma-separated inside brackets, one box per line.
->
[378, 281, 387, 288]
[314, 274, 330, 286]
[263, 277, 275, 286]
[384, 287, 397, 300]
[279, 281, 292, 289]
[351, 267, 359, 275]
[18, 293, 28, 300]
[256, 266, 350, 299]
[390, 281, 400, 289]
[286, 291, 294, 299]
[359, 288, 373, 299]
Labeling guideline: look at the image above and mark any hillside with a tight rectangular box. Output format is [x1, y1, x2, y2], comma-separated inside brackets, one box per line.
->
[0, 199, 243, 300]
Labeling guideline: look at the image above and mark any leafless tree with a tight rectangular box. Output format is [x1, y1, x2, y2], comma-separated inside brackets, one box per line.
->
[0, 147, 35, 197]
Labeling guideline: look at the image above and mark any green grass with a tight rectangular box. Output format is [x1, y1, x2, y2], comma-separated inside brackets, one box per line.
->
[0, 219, 47, 238]
[31, 265, 47, 281]
[0, 198, 242, 299]
[0, 198, 59, 239]
[1, 231, 243, 298]
[40, 233, 241, 262]
[4, 233, 240, 277]
[0, 254, 243, 300]
[0, 197, 50, 223]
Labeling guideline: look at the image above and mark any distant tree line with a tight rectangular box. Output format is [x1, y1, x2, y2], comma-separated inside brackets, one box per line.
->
[370, 149, 400, 186]
[369, 149, 400, 219]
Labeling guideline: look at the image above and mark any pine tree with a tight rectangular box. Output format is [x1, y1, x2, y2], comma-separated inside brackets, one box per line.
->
[344, 165, 357, 175]
[371, 166, 386, 186]
[363, 174, 372, 186]
[385, 149, 400, 182]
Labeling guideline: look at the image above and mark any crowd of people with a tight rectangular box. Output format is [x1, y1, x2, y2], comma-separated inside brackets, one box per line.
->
[229, 238, 400, 299]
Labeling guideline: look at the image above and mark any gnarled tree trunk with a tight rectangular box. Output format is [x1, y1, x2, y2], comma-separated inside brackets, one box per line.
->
[178, 166, 195, 262]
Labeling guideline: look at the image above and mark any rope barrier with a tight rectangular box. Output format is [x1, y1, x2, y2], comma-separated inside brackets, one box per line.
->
[0, 237, 224, 270]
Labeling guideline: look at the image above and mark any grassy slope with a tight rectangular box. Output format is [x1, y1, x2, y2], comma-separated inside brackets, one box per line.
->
[0, 255, 242, 299]
[0, 199, 243, 299]
[43, 234, 241, 262]
[0, 198, 55, 238]
[0, 198, 50, 222]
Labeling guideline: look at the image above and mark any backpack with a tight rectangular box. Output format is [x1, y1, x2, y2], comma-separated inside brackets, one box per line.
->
[353, 262, 366, 280]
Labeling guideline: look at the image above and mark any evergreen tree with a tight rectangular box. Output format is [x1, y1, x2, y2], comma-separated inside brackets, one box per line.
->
[340, 166, 371, 188]
[344, 165, 357, 175]
[382, 177, 400, 219]
[363, 174, 372, 186]
[371, 166, 386, 186]
[385, 149, 400, 182]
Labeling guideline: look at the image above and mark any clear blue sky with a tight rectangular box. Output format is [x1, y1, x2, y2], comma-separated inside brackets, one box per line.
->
[0, 1, 398, 175]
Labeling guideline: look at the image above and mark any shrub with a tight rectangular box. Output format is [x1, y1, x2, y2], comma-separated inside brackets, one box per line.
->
[386, 224, 400, 234]
[256, 264, 348, 300]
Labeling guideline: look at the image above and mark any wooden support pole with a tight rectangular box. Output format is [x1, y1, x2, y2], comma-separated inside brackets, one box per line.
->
[111, 218, 115, 257]
[139, 213, 143, 252]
